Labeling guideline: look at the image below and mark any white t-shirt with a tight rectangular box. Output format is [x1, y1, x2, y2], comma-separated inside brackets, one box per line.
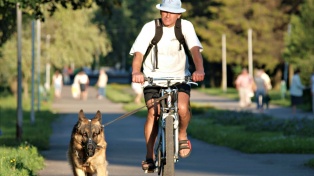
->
[97, 73, 108, 87]
[74, 74, 89, 84]
[261, 72, 272, 90]
[52, 74, 63, 86]
[130, 19, 203, 86]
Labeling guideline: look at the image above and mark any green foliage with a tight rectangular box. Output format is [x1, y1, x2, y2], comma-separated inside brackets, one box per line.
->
[189, 110, 314, 153]
[190, 102, 214, 115]
[106, 84, 134, 103]
[0, 142, 44, 176]
[0, 96, 57, 150]
[0, 0, 95, 19]
[305, 158, 314, 168]
[209, 109, 314, 138]
[99, 0, 159, 69]
[41, 4, 111, 69]
[182, 0, 294, 70]
[247, 118, 314, 137]
[284, 0, 314, 85]
[0, 93, 56, 175]
[0, 3, 111, 89]
[0, 0, 110, 47]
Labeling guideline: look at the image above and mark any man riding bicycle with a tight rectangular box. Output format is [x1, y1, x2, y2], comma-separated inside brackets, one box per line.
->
[130, 0, 205, 171]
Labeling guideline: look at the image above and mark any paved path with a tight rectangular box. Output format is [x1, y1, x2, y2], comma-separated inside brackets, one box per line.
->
[38, 86, 314, 176]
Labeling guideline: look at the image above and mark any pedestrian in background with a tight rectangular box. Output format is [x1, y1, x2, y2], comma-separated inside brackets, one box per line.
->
[311, 71, 314, 113]
[235, 68, 255, 108]
[62, 66, 70, 85]
[260, 68, 272, 109]
[74, 68, 89, 100]
[96, 68, 108, 99]
[290, 69, 305, 114]
[52, 70, 63, 99]
[254, 70, 267, 112]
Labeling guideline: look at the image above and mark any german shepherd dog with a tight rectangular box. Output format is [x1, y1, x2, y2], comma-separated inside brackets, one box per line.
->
[68, 110, 108, 176]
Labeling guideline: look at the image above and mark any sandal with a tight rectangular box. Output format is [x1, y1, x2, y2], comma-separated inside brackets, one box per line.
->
[142, 158, 155, 172]
[179, 140, 192, 158]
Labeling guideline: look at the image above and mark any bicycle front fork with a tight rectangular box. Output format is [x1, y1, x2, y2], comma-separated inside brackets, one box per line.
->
[159, 113, 180, 162]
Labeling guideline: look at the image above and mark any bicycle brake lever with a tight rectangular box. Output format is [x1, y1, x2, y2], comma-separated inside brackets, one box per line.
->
[187, 82, 198, 86]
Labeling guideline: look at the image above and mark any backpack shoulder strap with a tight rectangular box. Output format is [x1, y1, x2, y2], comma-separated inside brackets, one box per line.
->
[143, 18, 163, 63]
[175, 18, 185, 45]
[175, 18, 195, 72]
[151, 18, 163, 45]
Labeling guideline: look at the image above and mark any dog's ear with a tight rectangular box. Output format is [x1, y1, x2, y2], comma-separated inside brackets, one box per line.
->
[93, 110, 102, 122]
[79, 109, 85, 122]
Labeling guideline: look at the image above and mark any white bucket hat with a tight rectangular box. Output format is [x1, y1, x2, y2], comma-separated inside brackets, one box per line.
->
[156, 0, 186, 13]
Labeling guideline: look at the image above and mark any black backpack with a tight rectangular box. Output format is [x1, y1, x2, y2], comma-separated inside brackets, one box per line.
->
[142, 18, 195, 72]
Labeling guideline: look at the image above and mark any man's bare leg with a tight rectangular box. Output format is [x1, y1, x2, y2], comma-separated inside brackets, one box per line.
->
[144, 99, 159, 161]
[177, 92, 191, 157]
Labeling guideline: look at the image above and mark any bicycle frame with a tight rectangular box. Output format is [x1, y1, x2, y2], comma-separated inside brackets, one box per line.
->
[164, 87, 180, 160]
[144, 77, 197, 176]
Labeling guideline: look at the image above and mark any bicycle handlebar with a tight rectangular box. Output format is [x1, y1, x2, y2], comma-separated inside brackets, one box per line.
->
[144, 76, 198, 86]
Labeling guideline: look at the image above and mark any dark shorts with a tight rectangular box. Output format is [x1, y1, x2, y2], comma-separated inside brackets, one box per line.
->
[80, 84, 87, 92]
[143, 83, 191, 102]
[291, 95, 302, 106]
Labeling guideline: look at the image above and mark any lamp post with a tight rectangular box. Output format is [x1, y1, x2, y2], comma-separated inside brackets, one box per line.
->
[248, 29, 253, 78]
[37, 19, 41, 111]
[222, 34, 227, 93]
[16, 3, 23, 141]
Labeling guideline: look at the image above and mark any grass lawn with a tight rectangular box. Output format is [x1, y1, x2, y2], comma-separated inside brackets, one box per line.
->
[0, 94, 58, 175]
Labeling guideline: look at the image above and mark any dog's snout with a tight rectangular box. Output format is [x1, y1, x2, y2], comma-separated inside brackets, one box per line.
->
[85, 138, 97, 157]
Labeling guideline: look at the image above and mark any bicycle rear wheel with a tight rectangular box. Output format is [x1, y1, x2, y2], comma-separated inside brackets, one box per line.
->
[162, 115, 175, 176]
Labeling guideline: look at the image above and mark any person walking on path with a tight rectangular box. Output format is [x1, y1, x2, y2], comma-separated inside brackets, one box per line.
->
[254, 70, 267, 112]
[52, 70, 63, 99]
[96, 68, 108, 99]
[130, 0, 205, 171]
[260, 68, 272, 109]
[235, 68, 255, 108]
[290, 69, 305, 114]
[73, 68, 89, 100]
[62, 66, 71, 85]
[311, 71, 314, 113]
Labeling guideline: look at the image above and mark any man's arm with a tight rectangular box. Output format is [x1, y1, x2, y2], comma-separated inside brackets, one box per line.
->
[190, 46, 205, 82]
[132, 52, 145, 83]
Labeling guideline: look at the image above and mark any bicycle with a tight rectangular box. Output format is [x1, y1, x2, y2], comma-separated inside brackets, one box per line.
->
[144, 76, 197, 176]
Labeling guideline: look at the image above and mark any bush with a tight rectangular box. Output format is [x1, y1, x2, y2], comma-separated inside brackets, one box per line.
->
[0, 142, 44, 176]
[189, 109, 314, 153]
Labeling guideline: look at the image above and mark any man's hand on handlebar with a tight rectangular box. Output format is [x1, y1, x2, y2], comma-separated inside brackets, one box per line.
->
[192, 70, 205, 82]
[132, 72, 145, 83]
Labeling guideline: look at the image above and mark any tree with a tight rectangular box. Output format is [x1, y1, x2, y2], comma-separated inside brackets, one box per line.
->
[181, 0, 302, 87]
[0, 3, 111, 90]
[97, 0, 159, 70]
[284, 0, 314, 84]
[0, 0, 120, 47]
[41, 4, 111, 69]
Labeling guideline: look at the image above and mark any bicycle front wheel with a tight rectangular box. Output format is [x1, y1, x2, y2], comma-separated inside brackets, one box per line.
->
[162, 115, 175, 176]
